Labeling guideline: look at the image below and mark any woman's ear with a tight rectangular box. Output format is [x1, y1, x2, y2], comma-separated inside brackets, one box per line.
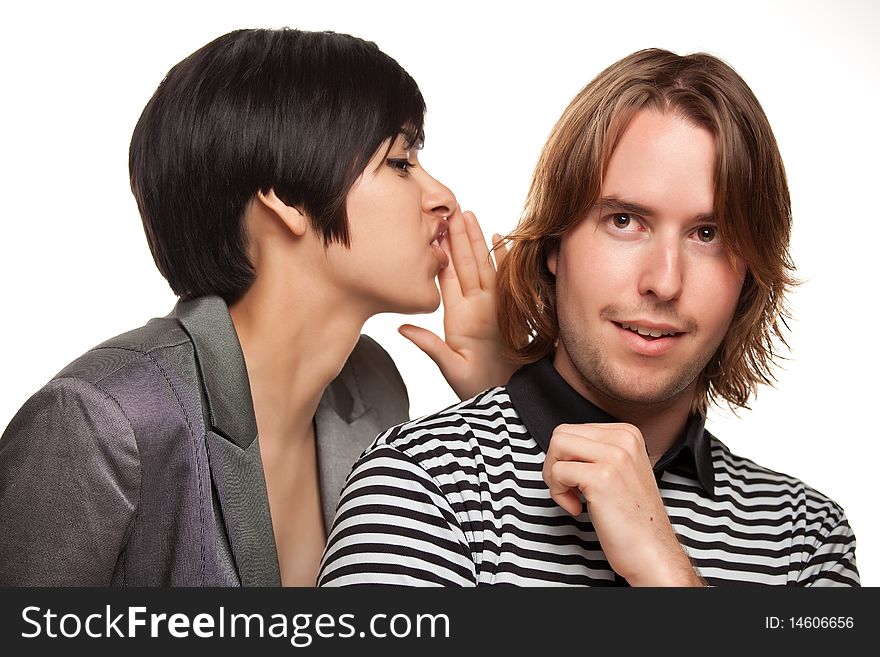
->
[256, 189, 308, 237]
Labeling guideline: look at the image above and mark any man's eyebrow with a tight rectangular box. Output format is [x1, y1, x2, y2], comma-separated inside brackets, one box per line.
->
[595, 197, 657, 217]
[594, 196, 715, 223]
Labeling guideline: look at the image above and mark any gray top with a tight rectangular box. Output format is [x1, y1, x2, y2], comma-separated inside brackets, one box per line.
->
[0, 295, 408, 586]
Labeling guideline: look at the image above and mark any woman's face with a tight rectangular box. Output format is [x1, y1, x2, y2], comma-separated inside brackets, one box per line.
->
[324, 133, 456, 316]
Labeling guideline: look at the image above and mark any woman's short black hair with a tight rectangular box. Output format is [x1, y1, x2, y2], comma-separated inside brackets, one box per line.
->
[129, 28, 426, 303]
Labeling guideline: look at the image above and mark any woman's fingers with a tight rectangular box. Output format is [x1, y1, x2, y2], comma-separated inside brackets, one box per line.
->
[398, 324, 459, 377]
[491, 233, 509, 270]
[433, 218, 459, 292]
[462, 211, 496, 291]
[444, 207, 505, 298]
[446, 208, 481, 296]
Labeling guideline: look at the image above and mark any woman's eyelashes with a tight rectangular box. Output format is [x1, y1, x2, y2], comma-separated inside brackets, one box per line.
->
[387, 157, 417, 176]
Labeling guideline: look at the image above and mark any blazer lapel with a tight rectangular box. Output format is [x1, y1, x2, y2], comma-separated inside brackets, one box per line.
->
[315, 371, 383, 533]
[173, 296, 281, 586]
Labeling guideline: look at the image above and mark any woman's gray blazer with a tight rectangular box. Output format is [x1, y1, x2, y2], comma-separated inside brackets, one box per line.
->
[0, 295, 409, 586]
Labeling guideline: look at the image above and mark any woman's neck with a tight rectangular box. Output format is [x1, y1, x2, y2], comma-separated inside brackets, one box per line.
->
[229, 276, 367, 451]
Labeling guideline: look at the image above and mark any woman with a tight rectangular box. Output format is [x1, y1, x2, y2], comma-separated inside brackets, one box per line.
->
[0, 28, 514, 586]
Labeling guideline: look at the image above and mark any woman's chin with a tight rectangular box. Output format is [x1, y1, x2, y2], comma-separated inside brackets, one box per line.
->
[393, 285, 441, 315]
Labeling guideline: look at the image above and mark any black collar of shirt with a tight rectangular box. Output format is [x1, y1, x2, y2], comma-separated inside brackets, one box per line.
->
[506, 356, 715, 497]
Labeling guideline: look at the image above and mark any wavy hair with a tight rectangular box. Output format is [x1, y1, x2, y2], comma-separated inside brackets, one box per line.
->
[497, 49, 797, 415]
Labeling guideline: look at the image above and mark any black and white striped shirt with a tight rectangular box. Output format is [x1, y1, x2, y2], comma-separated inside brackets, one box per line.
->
[318, 358, 860, 586]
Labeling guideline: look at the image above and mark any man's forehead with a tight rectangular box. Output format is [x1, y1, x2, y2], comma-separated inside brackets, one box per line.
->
[599, 110, 716, 219]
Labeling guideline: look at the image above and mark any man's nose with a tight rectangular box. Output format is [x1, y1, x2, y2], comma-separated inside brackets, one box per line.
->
[637, 237, 684, 302]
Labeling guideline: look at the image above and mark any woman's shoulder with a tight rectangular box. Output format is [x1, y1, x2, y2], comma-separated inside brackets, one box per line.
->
[5, 310, 202, 448]
[55, 315, 192, 385]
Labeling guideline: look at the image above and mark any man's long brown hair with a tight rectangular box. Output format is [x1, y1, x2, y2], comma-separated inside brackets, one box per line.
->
[497, 49, 797, 415]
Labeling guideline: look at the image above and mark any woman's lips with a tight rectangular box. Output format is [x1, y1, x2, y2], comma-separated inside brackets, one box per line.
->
[431, 239, 449, 268]
[431, 220, 449, 269]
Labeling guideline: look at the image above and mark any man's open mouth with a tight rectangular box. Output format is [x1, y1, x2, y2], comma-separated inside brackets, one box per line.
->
[617, 322, 679, 341]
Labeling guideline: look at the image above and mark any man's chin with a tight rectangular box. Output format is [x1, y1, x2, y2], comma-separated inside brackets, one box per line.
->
[594, 373, 698, 409]
[608, 388, 685, 407]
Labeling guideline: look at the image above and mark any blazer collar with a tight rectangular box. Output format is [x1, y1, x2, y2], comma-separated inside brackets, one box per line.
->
[314, 366, 384, 533]
[169, 296, 384, 581]
[170, 296, 280, 585]
[171, 296, 257, 449]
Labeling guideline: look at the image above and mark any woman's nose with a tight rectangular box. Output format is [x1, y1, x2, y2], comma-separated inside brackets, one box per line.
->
[420, 170, 456, 217]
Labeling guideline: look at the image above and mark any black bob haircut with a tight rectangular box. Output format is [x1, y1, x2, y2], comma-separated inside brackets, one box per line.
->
[129, 28, 426, 303]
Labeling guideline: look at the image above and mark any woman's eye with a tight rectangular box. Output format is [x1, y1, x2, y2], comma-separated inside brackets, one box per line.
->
[387, 158, 415, 174]
[696, 226, 717, 243]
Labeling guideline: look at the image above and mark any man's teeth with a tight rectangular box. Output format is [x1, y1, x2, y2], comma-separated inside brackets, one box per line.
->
[431, 238, 440, 247]
[620, 322, 676, 338]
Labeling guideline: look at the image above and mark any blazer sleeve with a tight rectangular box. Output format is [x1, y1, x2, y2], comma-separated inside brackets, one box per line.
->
[0, 377, 140, 585]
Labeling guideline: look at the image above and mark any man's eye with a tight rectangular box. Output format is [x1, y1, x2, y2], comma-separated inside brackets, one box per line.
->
[696, 226, 717, 243]
[611, 213, 633, 229]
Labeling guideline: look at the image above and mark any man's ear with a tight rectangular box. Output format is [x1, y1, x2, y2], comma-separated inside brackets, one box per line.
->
[256, 189, 308, 237]
[546, 244, 559, 276]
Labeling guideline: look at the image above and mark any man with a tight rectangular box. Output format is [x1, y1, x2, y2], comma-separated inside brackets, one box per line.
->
[317, 49, 860, 586]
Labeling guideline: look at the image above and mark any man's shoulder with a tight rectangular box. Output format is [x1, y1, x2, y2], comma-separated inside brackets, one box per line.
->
[369, 386, 526, 467]
[707, 431, 847, 517]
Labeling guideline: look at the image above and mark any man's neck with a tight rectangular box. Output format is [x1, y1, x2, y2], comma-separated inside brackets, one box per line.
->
[551, 352, 695, 466]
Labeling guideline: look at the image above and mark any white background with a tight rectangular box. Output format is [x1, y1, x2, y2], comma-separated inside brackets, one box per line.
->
[1, 0, 877, 584]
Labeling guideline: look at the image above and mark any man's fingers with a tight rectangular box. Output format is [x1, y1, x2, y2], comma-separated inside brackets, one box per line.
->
[548, 460, 593, 490]
[545, 461, 597, 517]
[550, 423, 646, 461]
[550, 489, 585, 518]
[547, 460, 621, 510]
[548, 426, 637, 467]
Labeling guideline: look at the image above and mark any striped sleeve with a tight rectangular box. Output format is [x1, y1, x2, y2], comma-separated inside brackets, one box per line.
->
[317, 437, 477, 587]
[796, 504, 860, 587]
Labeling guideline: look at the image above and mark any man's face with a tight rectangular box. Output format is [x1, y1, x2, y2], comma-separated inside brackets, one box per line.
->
[549, 109, 746, 411]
